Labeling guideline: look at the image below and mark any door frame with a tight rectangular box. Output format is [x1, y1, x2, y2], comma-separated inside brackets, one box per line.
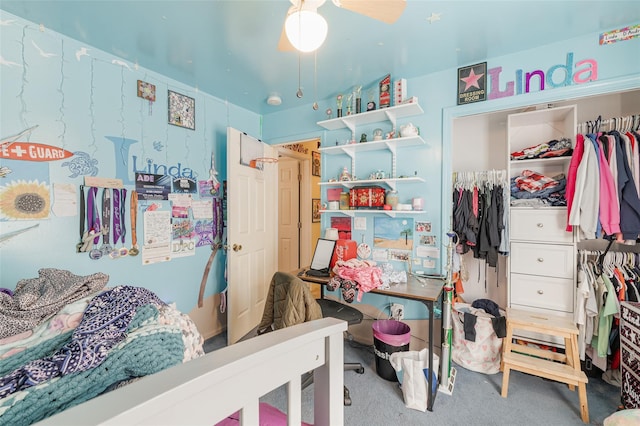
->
[276, 145, 312, 267]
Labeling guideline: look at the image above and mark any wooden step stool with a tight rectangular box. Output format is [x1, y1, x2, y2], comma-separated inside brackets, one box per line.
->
[501, 307, 589, 423]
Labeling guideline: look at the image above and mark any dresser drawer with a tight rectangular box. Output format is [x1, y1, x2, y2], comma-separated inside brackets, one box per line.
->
[510, 273, 574, 313]
[510, 209, 573, 243]
[510, 242, 575, 278]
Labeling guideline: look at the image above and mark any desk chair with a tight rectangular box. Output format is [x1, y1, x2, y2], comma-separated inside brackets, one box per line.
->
[260, 272, 364, 405]
[300, 279, 365, 406]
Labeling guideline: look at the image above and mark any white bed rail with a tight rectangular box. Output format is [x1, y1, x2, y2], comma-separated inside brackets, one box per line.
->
[38, 317, 347, 426]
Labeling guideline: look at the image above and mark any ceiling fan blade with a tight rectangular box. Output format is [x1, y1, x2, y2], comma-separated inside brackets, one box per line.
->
[278, 22, 295, 51]
[336, 0, 406, 24]
[278, 7, 295, 51]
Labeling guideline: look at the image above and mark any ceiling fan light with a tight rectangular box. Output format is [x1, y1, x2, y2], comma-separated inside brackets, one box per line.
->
[285, 10, 328, 53]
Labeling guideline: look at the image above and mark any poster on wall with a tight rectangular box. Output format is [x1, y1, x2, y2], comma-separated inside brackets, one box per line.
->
[373, 217, 413, 250]
[457, 62, 487, 105]
[136, 172, 171, 200]
[142, 209, 172, 265]
[0, 159, 51, 221]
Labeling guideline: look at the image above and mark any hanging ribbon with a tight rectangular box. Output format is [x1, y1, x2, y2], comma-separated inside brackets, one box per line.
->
[111, 189, 122, 259]
[118, 189, 128, 256]
[99, 188, 112, 256]
[76, 185, 86, 253]
[198, 196, 224, 308]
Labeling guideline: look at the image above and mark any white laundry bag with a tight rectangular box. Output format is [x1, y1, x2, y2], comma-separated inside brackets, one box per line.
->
[452, 302, 504, 374]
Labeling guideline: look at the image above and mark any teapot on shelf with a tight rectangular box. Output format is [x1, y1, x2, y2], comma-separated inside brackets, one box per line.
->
[400, 123, 419, 137]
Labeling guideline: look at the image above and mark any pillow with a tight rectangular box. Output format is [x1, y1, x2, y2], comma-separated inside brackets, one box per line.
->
[604, 409, 640, 426]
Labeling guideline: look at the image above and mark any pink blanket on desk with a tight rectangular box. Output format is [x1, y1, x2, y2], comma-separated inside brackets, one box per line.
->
[333, 259, 382, 302]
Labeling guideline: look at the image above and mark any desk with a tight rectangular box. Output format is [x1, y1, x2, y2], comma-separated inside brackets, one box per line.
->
[297, 268, 445, 411]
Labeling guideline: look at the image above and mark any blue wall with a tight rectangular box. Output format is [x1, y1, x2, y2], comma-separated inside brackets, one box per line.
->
[1, 9, 639, 320]
[0, 12, 261, 313]
[264, 26, 640, 318]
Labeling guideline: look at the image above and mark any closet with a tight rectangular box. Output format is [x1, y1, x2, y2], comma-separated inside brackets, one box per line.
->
[451, 89, 640, 320]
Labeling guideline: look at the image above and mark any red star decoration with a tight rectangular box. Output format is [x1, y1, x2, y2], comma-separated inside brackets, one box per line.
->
[460, 68, 484, 91]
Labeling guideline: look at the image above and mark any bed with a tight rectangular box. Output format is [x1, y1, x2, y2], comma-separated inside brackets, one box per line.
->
[0, 269, 346, 425]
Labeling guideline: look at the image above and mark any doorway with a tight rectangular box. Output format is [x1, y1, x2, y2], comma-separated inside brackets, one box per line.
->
[276, 140, 318, 274]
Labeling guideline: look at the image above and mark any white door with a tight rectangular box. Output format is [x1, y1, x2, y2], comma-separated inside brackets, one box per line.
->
[227, 128, 278, 345]
[278, 157, 300, 272]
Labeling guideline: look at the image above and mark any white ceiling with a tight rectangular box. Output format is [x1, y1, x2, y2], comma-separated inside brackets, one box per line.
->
[1, 0, 639, 115]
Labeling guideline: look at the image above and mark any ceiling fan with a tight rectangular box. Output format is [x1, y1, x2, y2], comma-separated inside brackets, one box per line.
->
[278, 0, 407, 52]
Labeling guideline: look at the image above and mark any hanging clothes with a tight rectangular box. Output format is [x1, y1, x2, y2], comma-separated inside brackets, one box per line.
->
[452, 170, 507, 267]
[568, 114, 640, 242]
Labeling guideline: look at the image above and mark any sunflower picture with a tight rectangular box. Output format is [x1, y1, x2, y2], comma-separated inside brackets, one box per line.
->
[0, 180, 50, 220]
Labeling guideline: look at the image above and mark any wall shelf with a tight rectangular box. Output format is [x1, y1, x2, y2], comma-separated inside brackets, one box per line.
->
[317, 102, 424, 135]
[321, 209, 426, 218]
[319, 176, 425, 192]
[320, 135, 426, 156]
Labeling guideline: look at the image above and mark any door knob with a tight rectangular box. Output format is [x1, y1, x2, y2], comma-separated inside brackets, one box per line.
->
[232, 244, 242, 252]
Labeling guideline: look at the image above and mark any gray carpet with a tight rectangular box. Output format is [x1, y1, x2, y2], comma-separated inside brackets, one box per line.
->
[204, 334, 620, 425]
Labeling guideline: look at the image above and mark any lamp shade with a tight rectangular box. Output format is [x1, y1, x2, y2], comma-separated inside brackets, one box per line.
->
[285, 9, 328, 53]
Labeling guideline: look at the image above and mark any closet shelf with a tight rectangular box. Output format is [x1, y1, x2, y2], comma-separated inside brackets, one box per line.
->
[509, 156, 571, 165]
[510, 206, 568, 211]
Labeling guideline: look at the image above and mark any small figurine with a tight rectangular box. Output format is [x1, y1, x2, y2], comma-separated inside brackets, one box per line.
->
[339, 167, 351, 181]
[346, 93, 353, 116]
[367, 87, 376, 111]
[360, 133, 367, 143]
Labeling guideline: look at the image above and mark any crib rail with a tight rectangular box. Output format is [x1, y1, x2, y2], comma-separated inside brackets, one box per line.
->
[38, 317, 347, 426]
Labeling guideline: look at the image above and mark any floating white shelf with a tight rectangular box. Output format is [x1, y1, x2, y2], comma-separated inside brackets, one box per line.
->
[317, 102, 424, 133]
[319, 176, 425, 191]
[321, 209, 426, 218]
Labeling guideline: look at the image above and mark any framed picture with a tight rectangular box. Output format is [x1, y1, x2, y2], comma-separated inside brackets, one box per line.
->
[168, 90, 195, 130]
[457, 62, 487, 105]
[312, 198, 321, 222]
[137, 80, 156, 102]
[312, 151, 321, 177]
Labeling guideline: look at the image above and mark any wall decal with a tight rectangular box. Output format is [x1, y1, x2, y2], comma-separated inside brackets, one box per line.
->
[61, 151, 99, 178]
[0, 166, 12, 178]
[0, 142, 74, 162]
[168, 90, 195, 130]
[74, 47, 90, 61]
[104, 136, 139, 185]
[31, 40, 56, 58]
[600, 24, 640, 45]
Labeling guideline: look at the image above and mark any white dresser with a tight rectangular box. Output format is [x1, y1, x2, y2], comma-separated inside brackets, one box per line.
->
[507, 106, 577, 345]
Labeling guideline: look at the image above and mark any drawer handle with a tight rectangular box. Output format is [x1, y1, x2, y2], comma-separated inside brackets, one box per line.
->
[537, 290, 544, 295]
[536, 223, 544, 228]
[537, 257, 544, 263]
